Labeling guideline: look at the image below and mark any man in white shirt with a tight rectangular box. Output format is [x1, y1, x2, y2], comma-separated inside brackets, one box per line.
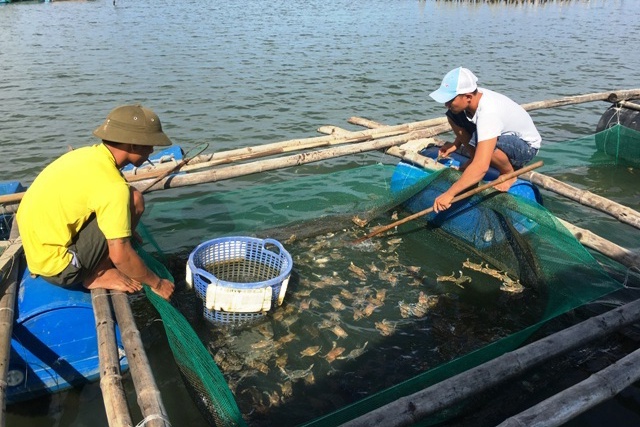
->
[429, 67, 541, 212]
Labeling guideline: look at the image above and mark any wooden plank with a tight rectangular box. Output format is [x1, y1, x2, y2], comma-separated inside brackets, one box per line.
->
[92, 289, 133, 427]
[339, 297, 640, 427]
[111, 292, 170, 427]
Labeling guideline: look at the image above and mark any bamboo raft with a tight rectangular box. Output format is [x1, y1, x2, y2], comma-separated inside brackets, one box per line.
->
[1, 88, 640, 426]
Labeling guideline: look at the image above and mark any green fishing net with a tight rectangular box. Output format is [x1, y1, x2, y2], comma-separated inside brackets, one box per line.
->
[135, 242, 247, 427]
[595, 123, 640, 167]
[301, 167, 621, 427]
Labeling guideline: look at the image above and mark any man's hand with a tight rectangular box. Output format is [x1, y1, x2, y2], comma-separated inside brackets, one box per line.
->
[150, 277, 175, 300]
[433, 191, 455, 213]
[438, 142, 458, 158]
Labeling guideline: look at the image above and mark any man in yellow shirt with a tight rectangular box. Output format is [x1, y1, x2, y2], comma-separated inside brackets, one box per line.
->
[17, 105, 174, 300]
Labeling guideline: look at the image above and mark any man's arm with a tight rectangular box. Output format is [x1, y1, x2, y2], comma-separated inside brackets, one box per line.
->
[439, 118, 472, 158]
[433, 137, 497, 213]
[108, 238, 175, 299]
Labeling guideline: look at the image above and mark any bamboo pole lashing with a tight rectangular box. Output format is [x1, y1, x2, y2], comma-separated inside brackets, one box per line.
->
[92, 289, 133, 427]
[617, 100, 640, 112]
[111, 292, 170, 427]
[339, 297, 640, 427]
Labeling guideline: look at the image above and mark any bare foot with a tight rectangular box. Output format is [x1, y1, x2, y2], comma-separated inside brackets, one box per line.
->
[83, 268, 143, 293]
[493, 177, 516, 192]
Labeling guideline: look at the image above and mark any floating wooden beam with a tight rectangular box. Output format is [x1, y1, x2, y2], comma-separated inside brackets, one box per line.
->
[92, 289, 133, 427]
[340, 297, 640, 427]
[111, 292, 170, 427]
[497, 347, 640, 427]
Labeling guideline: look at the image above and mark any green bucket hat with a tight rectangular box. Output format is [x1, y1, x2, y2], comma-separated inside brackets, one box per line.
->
[93, 104, 172, 147]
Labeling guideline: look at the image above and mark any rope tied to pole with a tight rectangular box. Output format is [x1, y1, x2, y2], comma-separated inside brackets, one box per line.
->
[134, 413, 172, 427]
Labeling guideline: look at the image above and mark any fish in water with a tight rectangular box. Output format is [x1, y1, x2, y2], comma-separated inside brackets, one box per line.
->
[375, 319, 396, 336]
[337, 341, 368, 361]
[330, 295, 347, 311]
[324, 341, 346, 363]
[463, 258, 524, 293]
[348, 262, 368, 281]
[279, 364, 315, 382]
[500, 276, 525, 293]
[436, 271, 471, 288]
[331, 324, 349, 339]
[300, 345, 322, 357]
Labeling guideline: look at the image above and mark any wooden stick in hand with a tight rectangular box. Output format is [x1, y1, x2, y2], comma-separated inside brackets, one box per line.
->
[352, 160, 544, 244]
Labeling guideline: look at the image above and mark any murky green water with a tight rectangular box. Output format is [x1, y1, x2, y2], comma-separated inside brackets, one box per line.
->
[3, 0, 640, 426]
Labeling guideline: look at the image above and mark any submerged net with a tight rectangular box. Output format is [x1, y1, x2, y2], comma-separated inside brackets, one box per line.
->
[138, 140, 626, 426]
[135, 242, 247, 427]
[301, 167, 621, 426]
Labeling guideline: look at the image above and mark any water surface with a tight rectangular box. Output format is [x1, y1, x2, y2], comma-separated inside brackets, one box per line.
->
[2, 0, 640, 426]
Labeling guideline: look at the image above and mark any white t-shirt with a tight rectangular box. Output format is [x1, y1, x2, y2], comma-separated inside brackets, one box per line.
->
[466, 87, 541, 149]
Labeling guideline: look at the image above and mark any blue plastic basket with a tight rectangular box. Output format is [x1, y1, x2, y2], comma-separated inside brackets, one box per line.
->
[186, 237, 293, 325]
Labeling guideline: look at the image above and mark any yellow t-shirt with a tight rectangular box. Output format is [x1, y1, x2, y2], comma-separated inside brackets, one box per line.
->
[17, 143, 131, 276]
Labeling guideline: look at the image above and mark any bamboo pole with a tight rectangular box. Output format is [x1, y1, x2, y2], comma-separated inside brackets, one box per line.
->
[522, 171, 640, 231]
[0, 239, 22, 427]
[520, 89, 640, 111]
[2, 89, 639, 208]
[617, 100, 640, 112]
[131, 124, 451, 193]
[497, 347, 640, 427]
[111, 292, 170, 427]
[92, 289, 133, 427]
[339, 297, 640, 427]
[556, 218, 640, 269]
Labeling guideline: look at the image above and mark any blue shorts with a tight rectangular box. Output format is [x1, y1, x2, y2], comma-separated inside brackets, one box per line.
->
[494, 134, 539, 170]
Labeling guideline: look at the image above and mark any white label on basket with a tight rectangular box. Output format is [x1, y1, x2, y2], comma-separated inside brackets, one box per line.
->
[277, 275, 290, 306]
[185, 263, 193, 289]
[206, 283, 273, 313]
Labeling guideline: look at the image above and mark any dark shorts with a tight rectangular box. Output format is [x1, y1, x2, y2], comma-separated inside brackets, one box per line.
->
[495, 134, 539, 170]
[446, 111, 538, 170]
[44, 216, 108, 287]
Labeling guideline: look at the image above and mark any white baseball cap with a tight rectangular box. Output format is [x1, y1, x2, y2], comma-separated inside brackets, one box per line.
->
[429, 67, 478, 103]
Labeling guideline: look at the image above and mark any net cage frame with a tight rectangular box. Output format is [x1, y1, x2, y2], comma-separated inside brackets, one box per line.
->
[187, 236, 293, 325]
